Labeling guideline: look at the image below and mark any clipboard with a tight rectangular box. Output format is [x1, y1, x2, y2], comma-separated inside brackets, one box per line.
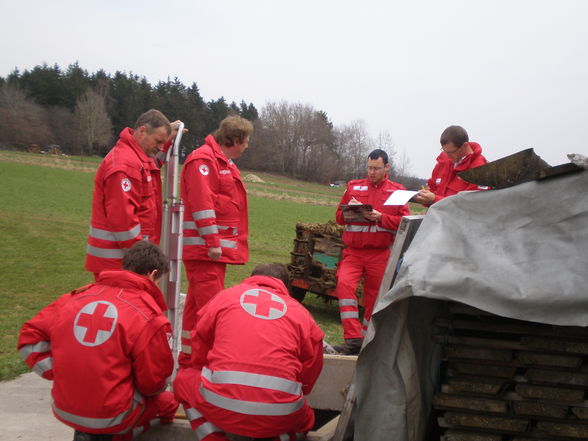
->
[341, 204, 373, 223]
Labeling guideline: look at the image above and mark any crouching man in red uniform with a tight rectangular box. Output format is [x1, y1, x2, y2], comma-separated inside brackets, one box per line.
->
[334, 149, 411, 355]
[173, 263, 324, 441]
[18, 241, 179, 441]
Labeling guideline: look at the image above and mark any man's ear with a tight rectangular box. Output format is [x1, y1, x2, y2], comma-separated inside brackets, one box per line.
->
[146, 269, 158, 282]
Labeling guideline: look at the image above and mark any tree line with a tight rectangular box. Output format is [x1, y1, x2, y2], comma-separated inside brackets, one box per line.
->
[0, 62, 423, 187]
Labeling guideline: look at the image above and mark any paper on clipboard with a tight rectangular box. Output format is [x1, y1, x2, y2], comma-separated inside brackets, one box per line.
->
[384, 190, 418, 206]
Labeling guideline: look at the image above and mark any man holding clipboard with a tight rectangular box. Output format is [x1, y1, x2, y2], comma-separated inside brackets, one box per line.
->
[333, 149, 410, 355]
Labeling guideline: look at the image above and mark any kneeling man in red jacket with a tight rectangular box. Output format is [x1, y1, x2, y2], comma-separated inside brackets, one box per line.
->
[18, 241, 178, 441]
[173, 263, 324, 441]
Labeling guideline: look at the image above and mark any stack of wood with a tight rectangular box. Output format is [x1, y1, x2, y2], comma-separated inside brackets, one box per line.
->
[433, 303, 588, 441]
[287, 221, 344, 291]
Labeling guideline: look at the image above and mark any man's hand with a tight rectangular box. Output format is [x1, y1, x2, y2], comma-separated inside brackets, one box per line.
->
[413, 189, 436, 205]
[364, 208, 382, 222]
[170, 120, 189, 141]
[348, 197, 362, 205]
[208, 247, 222, 260]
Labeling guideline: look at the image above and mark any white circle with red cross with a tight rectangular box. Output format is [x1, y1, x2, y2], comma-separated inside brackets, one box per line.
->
[73, 301, 118, 347]
[121, 178, 132, 192]
[199, 164, 209, 176]
[240, 289, 287, 320]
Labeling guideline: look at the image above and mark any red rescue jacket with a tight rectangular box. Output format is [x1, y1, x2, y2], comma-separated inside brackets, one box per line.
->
[426, 142, 489, 205]
[336, 176, 411, 249]
[18, 271, 174, 435]
[190, 275, 324, 437]
[181, 135, 248, 264]
[85, 128, 166, 274]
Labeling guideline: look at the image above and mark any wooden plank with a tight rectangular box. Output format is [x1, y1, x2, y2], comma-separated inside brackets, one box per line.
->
[521, 336, 588, 355]
[435, 318, 588, 341]
[433, 393, 507, 414]
[525, 368, 588, 387]
[306, 354, 357, 411]
[307, 415, 340, 441]
[537, 421, 588, 439]
[449, 362, 517, 379]
[442, 430, 502, 441]
[447, 378, 507, 396]
[440, 413, 530, 433]
[515, 384, 585, 403]
[445, 345, 513, 362]
[515, 352, 582, 369]
[511, 401, 568, 419]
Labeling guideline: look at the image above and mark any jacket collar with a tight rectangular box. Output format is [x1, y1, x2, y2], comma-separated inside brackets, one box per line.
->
[204, 134, 232, 165]
[241, 275, 290, 297]
[436, 142, 484, 171]
[97, 270, 168, 311]
[119, 127, 152, 164]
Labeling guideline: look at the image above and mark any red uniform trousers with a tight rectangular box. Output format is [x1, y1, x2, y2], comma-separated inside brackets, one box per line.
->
[179, 261, 226, 368]
[336, 247, 390, 340]
[114, 391, 178, 441]
[173, 369, 307, 441]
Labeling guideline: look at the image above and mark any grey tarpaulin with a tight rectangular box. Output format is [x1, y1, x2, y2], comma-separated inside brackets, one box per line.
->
[353, 169, 588, 441]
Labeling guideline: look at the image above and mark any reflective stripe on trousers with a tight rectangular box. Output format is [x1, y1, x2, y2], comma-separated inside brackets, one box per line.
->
[52, 390, 143, 429]
[185, 407, 224, 441]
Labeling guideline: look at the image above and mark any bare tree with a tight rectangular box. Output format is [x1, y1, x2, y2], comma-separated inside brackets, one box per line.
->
[0, 84, 53, 148]
[334, 120, 372, 180]
[74, 89, 112, 156]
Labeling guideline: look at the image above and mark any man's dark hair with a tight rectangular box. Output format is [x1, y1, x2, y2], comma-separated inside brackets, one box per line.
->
[368, 149, 388, 165]
[134, 109, 172, 136]
[440, 125, 469, 147]
[215, 115, 254, 147]
[251, 263, 289, 286]
[123, 241, 170, 279]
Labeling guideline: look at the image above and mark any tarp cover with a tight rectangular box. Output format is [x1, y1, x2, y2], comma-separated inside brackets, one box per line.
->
[354, 170, 588, 441]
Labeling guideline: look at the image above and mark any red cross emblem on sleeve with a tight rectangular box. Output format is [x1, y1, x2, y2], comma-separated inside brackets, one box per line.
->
[240, 289, 287, 320]
[73, 301, 118, 347]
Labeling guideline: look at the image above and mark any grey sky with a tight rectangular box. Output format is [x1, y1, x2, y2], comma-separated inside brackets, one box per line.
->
[1, 0, 586, 178]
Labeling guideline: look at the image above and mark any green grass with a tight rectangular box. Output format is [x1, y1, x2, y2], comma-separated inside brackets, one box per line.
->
[0, 155, 345, 380]
[0, 152, 425, 380]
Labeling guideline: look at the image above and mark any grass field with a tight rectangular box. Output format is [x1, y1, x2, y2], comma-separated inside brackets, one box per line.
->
[0, 150, 425, 381]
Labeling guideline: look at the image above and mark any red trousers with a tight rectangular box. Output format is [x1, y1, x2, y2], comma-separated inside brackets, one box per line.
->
[335, 247, 390, 340]
[173, 368, 310, 440]
[114, 391, 178, 441]
[179, 260, 226, 368]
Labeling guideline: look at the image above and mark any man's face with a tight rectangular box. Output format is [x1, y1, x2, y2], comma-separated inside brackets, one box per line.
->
[135, 125, 169, 158]
[229, 136, 250, 159]
[367, 157, 389, 185]
[441, 141, 467, 163]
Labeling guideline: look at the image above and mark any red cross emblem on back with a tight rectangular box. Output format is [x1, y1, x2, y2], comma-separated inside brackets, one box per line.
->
[240, 289, 287, 320]
[73, 301, 118, 347]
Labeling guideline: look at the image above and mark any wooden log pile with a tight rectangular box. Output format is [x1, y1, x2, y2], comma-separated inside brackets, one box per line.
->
[433, 303, 588, 441]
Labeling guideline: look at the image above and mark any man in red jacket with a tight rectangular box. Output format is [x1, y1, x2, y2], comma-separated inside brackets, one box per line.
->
[413, 125, 488, 206]
[173, 263, 324, 441]
[18, 241, 178, 441]
[179, 115, 253, 368]
[85, 109, 183, 278]
[334, 149, 411, 355]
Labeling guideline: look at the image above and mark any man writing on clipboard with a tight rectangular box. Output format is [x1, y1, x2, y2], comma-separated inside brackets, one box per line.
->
[333, 149, 410, 355]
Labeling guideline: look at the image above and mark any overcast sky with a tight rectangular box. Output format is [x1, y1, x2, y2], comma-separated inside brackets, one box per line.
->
[1, 0, 586, 177]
